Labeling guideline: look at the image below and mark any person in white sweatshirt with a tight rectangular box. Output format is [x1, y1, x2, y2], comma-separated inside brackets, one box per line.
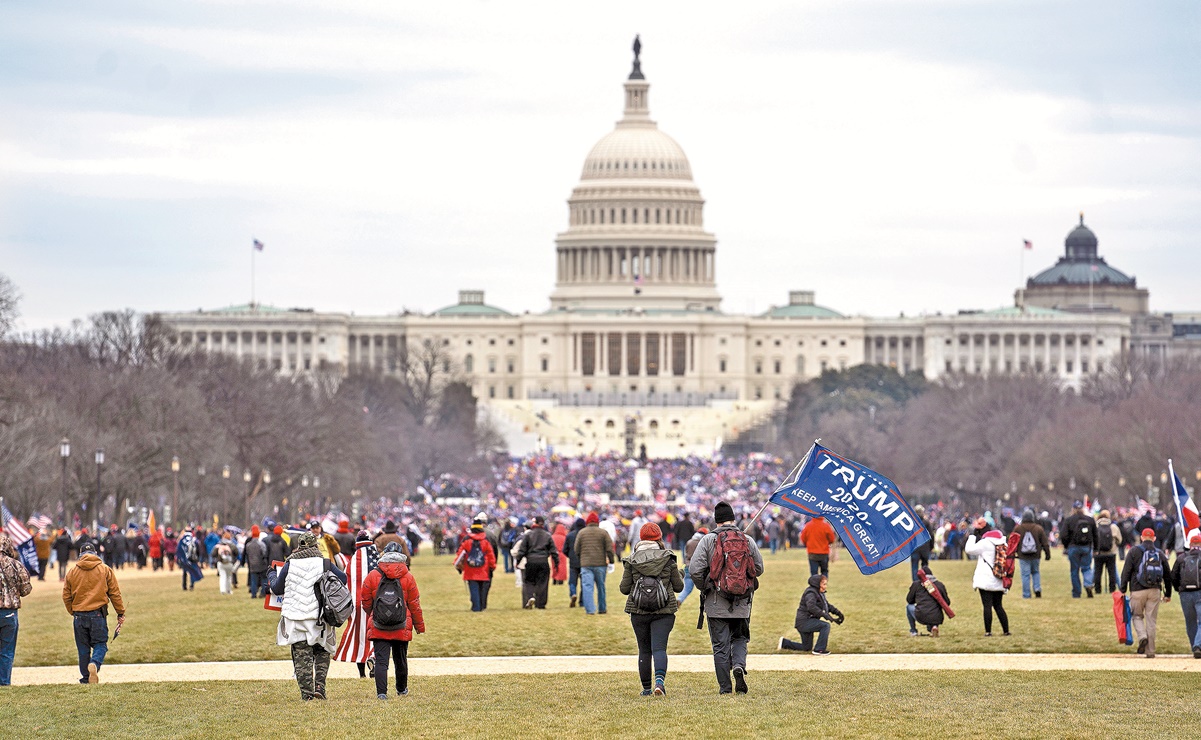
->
[964, 521, 1010, 637]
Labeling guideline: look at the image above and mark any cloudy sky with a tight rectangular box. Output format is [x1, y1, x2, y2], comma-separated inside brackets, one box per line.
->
[2, 1, 1199, 330]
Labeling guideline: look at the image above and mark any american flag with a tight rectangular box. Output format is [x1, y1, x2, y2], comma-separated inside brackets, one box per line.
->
[1136, 498, 1157, 518]
[333, 540, 380, 664]
[1023, 240, 1033, 250]
[27, 514, 52, 531]
[2, 502, 40, 574]
[253, 239, 265, 252]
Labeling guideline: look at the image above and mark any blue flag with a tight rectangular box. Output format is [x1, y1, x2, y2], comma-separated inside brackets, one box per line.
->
[770, 443, 929, 575]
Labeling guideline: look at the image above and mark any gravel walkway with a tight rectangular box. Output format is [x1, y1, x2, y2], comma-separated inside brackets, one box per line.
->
[11, 652, 1200, 686]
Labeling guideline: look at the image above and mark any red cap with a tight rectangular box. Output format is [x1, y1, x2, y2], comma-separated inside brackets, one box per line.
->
[586, 512, 599, 525]
[1141, 528, 1156, 539]
[274, 525, 284, 536]
[337, 521, 350, 533]
[1190, 533, 1201, 547]
[250, 525, 260, 538]
[639, 522, 662, 541]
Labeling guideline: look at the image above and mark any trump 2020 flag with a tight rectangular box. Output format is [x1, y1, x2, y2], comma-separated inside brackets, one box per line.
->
[770, 443, 929, 575]
[2, 501, 40, 575]
[1169, 460, 1200, 542]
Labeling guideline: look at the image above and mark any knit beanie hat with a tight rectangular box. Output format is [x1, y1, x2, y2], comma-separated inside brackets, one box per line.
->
[273, 525, 284, 536]
[337, 521, 350, 533]
[250, 525, 260, 537]
[296, 532, 317, 550]
[639, 522, 663, 541]
[471, 522, 484, 532]
[714, 502, 735, 524]
[586, 511, 600, 525]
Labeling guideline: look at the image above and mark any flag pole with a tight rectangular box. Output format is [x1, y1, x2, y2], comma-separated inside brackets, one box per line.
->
[744, 440, 818, 533]
[251, 241, 256, 309]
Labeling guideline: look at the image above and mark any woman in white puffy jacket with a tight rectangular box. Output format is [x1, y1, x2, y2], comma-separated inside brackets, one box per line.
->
[964, 522, 1011, 637]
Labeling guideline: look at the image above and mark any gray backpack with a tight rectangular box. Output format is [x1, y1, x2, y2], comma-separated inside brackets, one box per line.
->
[315, 567, 353, 627]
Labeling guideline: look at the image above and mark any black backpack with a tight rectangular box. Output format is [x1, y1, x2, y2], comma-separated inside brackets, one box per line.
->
[1179, 551, 1201, 592]
[1096, 524, 1114, 551]
[1018, 530, 1038, 557]
[373, 575, 407, 629]
[466, 539, 486, 569]
[1071, 518, 1092, 544]
[631, 572, 670, 612]
[1136, 547, 1165, 588]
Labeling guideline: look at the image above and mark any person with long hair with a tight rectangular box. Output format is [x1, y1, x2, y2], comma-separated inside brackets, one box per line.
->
[964, 520, 1010, 637]
[619, 523, 683, 696]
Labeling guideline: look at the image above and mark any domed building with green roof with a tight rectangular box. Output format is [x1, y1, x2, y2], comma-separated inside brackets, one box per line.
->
[1016, 214, 1149, 314]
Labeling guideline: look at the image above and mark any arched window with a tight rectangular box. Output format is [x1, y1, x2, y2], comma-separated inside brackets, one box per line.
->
[464, 354, 474, 373]
[796, 355, 804, 375]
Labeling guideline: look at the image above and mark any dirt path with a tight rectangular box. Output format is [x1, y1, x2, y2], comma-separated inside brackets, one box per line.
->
[11, 652, 1200, 686]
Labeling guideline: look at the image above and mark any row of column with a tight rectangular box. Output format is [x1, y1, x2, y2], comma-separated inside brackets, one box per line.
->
[186, 329, 307, 369]
[574, 331, 692, 377]
[945, 332, 1096, 374]
[557, 246, 714, 283]
[347, 333, 405, 370]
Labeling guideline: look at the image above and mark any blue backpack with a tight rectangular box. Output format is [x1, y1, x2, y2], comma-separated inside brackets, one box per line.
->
[1136, 546, 1164, 588]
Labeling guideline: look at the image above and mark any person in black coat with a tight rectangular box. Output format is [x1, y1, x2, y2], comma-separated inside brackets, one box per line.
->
[53, 528, 74, 581]
[779, 574, 843, 654]
[906, 566, 951, 636]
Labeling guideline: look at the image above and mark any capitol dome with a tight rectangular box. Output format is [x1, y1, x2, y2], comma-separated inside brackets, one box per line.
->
[549, 39, 720, 313]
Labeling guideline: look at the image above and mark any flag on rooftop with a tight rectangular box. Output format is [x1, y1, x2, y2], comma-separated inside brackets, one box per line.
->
[2, 501, 40, 574]
[1023, 239, 1033, 250]
[253, 239, 265, 251]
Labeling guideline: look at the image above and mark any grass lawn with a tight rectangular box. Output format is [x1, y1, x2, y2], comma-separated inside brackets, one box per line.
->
[14, 548, 1192, 667]
[9, 671, 1201, 738]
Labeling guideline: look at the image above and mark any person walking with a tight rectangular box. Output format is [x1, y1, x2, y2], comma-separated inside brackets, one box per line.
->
[335, 532, 380, 678]
[333, 520, 356, 559]
[1120, 527, 1172, 658]
[266, 525, 291, 565]
[689, 501, 765, 695]
[574, 511, 615, 615]
[500, 518, 519, 574]
[1092, 510, 1122, 595]
[909, 506, 934, 580]
[800, 515, 836, 577]
[1012, 510, 1050, 598]
[455, 519, 497, 612]
[163, 528, 178, 571]
[513, 516, 559, 609]
[0, 534, 33, 686]
[214, 531, 238, 595]
[241, 526, 270, 598]
[309, 520, 341, 561]
[551, 523, 569, 586]
[673, 512, 695, 556]
[373, 521, 410, 557]
[1061, 501, 1098, 598]
[53, 527, 74, 581]
[965, 524, 1010, 637]
[61, 541, 125, 684]
[176, 526, 203, 591]
[678, 527, 707, 604]
[905, 566, 951, 637]
[268, 532, 347, 700]
[359, 543, 425, 699]
[564, 517, 585, 608]
[148, 527, 163, 571]
[779, 573, 843, 654]
[1170, 532, 1201, 659]
[619, 522, 683, 696]
[33, 528, 51, 581]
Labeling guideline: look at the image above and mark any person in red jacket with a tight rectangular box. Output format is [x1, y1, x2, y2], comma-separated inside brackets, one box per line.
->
[455, 521, 497, 612]
[148, 529, 164, 571]
[359, 544, 425, 700]
[800, 515, 837, 577]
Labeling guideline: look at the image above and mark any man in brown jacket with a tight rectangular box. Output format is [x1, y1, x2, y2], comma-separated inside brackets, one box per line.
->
[372, 521, 410, 557]
[62, 541, 125, 684]
[573, 512, 615, 615]
[1012, 510, 1051, 599]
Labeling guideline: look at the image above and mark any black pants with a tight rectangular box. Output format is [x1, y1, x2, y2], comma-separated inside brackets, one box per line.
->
[1094, 554, 1119, 593]
[523, 562, 551, 608]
[979, 589, 1009, 634]
[373, 639, 409, 696]
[630, 613, 675, 690]
[37, 558, 47, 580]
[58, 559, 69, 580]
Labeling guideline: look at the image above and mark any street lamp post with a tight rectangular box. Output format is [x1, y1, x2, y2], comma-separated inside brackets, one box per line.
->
[197, 465, 206, 525]
[171, 455, 180, 530]
[59, 437, 70, 527]
[222, 465, 231, 526]
[263, 470, 272, 519]
[94, 448, 104, 533]
[243, 469, 252, 524]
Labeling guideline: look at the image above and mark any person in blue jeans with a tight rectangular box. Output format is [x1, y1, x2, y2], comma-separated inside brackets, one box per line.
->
[1060, 502, 1098, 598]
[0, 533, 34, 686]
[677, 528, 707, 604]
[62, 541, 126, 684]
[573, 512, 615, 615]
[1171, 532, 1201, 658]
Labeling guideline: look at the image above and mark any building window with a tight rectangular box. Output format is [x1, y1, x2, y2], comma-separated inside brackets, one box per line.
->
[754, 359, 763, 375]
[506, 358, 515, 373]
[608, 332, 622, 376]
[488, 386, 496, 399]
[646, 334, 659, 376]
[541, 357, 549, 372]
[773, 359, 781, 374]
[627, 332, 641, 376]
[719, 358, 727, 373]
[1081, 360, 1089, 373]
[507, 385, 515, 399]
[581, 332, 596, 376]
[796, 356, 805, 375]
[465, 354, 474, 373]
[488, 357, 497, 373]
[671, 333, 686, 376]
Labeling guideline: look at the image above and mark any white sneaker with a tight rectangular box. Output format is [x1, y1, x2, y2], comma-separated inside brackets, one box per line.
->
[778, 637, 786, 650]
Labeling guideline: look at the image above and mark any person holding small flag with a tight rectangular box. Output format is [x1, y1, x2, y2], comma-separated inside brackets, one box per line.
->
[0, 533, 33, 686]
[61, 541, 125, 684]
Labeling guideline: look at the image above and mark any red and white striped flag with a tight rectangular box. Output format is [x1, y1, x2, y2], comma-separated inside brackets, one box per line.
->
[2, 502, 39, 574]
[1136, 498, 1157, 518]
[1023, 239, 1033, 250]
[253, 239, 265, 252]
[333, 540, 379, 664]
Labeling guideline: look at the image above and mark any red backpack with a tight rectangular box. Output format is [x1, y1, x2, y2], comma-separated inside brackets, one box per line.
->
[708, 529, 758, 602]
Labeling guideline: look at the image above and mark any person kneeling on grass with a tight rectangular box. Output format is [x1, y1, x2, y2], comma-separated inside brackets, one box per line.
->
[906, 566, 951, 637]
[619, 522, 683, 696]
[780, 574, 842, 655]
[269, 532, 347, 701]
[360, 542, 425, 699]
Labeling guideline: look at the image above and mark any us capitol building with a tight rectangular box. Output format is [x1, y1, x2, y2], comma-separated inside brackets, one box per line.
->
[161, 43, 1195, 457]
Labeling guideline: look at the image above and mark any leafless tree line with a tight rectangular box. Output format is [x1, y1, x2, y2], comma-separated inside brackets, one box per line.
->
[777, 353, 1201, 513]
[0, 280, 498, 526]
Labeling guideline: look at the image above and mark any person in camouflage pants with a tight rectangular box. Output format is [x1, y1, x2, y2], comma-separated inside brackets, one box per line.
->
[291, 642, 331, 699]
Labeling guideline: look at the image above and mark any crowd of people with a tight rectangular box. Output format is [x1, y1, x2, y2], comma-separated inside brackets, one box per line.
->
[1, 453, 1199, 697]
